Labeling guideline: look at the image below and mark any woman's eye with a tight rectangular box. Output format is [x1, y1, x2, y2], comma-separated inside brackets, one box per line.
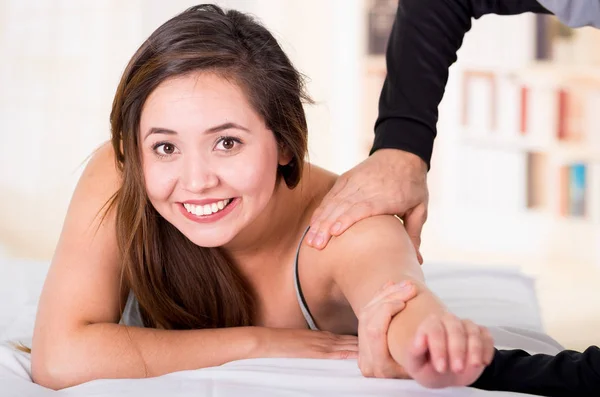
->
[154, 143, 176, 156]
[216, 137, 240, 151]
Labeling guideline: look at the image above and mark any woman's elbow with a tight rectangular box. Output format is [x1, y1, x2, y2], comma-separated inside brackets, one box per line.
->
[31, 346, 83, 390]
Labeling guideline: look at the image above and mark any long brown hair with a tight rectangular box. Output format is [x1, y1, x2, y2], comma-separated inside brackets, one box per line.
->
[110, 4, 311, 329]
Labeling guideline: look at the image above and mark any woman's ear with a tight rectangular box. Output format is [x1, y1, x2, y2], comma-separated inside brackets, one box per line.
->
[278, 145, 293, 166]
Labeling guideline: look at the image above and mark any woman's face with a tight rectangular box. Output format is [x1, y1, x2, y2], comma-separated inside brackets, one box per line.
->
[139, 72, 288, 247]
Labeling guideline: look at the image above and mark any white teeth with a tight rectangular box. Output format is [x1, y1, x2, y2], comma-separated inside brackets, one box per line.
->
[184, 199, 231, 216]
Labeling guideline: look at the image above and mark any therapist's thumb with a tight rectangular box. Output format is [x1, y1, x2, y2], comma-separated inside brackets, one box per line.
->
[403, 204, 427, 265]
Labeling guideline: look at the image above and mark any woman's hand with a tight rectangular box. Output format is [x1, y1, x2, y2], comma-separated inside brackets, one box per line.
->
[358, 280, 417, 378]
[401, 313, 495, 388]
[257, 328, 358, 360]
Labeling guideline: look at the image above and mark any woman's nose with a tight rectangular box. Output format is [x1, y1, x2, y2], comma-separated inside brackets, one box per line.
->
[180, 156, 219, 193]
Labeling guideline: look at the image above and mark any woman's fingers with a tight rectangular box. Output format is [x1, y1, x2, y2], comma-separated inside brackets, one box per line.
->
[464, 320, 483, 367]
[327, 349, 359, 360]
[424, 316, 448, 373]
[442, 314, 467, 373]
[330, 334, 359, 342]
[335, 342, 360, 352]
[480, 325, 495, 365]
[320, 332, 359, 359]
[407, 328, 429, 371]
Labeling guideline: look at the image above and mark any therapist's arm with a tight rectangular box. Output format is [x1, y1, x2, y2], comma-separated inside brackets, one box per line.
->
[373, 0, 552, 169]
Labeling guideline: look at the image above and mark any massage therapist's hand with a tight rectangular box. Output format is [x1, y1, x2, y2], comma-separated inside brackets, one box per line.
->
[358, 280, 417, 379]
[308, 149, 428, 264]
[400, 313, 495, 389]
[257, 328, 358, 360]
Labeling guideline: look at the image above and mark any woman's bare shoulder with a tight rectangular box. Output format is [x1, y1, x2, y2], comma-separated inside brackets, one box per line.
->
[81, 141, 121, 191]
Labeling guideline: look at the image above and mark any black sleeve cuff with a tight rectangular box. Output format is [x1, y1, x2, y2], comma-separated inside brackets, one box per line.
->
[370, 117, 434, 170]
[471, 347, 600, 396]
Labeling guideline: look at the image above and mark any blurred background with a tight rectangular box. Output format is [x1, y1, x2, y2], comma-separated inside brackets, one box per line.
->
[1, 0, 599, 351]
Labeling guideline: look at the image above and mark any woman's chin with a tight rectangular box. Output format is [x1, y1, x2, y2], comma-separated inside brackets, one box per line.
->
[186, 233, 234, 248]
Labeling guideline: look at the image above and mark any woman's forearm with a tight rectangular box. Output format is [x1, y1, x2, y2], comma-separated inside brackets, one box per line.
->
[32, 323, 264, 390]
[386, 281, 448, 366]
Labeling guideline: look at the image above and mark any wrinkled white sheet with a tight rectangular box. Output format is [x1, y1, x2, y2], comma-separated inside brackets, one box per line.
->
[0, 331, 559, 397]
[0, 257, 559, 396]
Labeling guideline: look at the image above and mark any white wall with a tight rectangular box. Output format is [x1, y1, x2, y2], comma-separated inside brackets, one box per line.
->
[0, 0, 145, 259]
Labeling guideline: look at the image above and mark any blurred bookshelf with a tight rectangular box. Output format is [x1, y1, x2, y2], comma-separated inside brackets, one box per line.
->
[460, 62, 600, 223]
[358, 7, 600, 265]
[454, 15, 600, 267]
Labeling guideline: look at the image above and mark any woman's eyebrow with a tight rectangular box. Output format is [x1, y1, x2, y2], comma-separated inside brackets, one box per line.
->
[144, 122, 250, 140]
[144, 127, 177, 140]
[205, 122, 250, 134]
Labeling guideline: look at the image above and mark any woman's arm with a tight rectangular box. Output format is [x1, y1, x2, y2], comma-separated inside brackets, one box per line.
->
[32, 143, 356, 390]
[308, 215, 492, 386]
[322, 216, 444, 357]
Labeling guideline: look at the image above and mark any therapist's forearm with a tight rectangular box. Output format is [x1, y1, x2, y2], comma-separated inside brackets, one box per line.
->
[386, 281, 448, 366]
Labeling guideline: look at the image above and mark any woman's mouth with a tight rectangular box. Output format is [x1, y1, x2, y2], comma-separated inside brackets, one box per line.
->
[183, 198, 233, 216]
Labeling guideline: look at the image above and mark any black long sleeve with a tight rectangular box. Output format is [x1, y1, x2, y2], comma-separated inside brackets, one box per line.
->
[471, 347, 600, 396]
[372, 0, 551, 169]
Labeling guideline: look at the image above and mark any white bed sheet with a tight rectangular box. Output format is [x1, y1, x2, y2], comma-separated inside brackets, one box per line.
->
[0, 337, 559, 397]
[0, 257, 561, 396]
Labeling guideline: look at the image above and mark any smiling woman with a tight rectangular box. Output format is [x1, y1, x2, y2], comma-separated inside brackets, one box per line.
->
[28, 3, 494, 392]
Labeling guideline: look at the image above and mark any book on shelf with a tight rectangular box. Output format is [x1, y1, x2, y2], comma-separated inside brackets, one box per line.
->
[557, 87, 586, 142]
[526, 152, 547, 209]
[461, 70, 497, 132]
[556, 162, 600, 221]
[461, 66, 600, 151]
[561, 163, 586, 217]
[520, 85, 529, 135]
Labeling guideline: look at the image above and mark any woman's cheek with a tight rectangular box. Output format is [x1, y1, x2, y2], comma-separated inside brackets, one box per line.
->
[144, 161, 179, 202]
[227, 156, 278, 193]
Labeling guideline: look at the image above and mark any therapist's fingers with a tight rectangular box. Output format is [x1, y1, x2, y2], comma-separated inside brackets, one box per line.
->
[310, 198, 357, 248]
[309, 173, 347, 224]
[309, 198, 381, 250]
[307, 178, 352, 248]
[365, 281, 417, 310]
[359, 285, 412, 379]
[402, 203, 427, 265]
[327, 200, 379, 236]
